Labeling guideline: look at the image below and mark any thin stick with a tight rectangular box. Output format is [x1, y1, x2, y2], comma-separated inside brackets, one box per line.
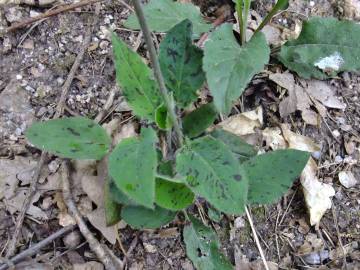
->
[0, 225, 76, 270]
[0, 0, 103, 34]
[132, 0, 184, 147]
[61, 161, 121, 270]
[245, 206, 270, 270]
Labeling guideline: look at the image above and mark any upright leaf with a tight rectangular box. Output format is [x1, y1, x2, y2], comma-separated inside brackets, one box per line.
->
[279, 17, 360, 79]
[121, 205, 176, 229]
[204, 24, 270, 114]
[155, 179, 194, 211]
[155, 104, 172, 130]
[159, 19, 205, 107]
[209, 129, 257, 162]
[109, 128, 158, 208]
[112, 34, 162, 120]
[183, 103, 218, 138]
[241, 149, 310, 205]
[183, 215, 232, 270]
[26, 117, 110, 160]
[124, 0, 211, 38]
[176, 136, 248, 214]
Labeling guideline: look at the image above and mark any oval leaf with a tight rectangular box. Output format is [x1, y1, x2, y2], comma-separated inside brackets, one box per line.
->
[112, 34, 162, 120]
[176, 136, 248, 215]
[155, 178, 194, 211]
[121, 205, 176, 229]
[108, 178, 137, 206]
[159, 19, 205, 107]
[241, 149, 310, 205]
[279, 17, 360, 79]
[124, 0, 210, 38]
[183, 215, 232, 270]
[26, 117, 110, 160]
[183, 103, 218, 138]
[204, 24, 270, 115]
[109, 128, 158, 208]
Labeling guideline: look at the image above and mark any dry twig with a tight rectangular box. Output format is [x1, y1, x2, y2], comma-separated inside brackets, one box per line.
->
[0, 225, 76, 270]
[245, 206, 270, 270]
[61, 161, 122, 270]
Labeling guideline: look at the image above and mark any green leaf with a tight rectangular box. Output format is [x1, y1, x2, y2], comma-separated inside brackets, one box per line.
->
[155, 104, 172, 130]
[159, 19, 205, 107]
[121, 205, 176, 229]
[209, 129, 257, 162]
[278, 17, 360, 79]
[183, 103, 218, 138]
[155, 178, 194, 211]
[108, 178, 137, 206]
[26, 117, 110, 160]
[204, 24, 270, 114]
[109, 128, 158, 208]
[104, 179, 122, 226]
[241, 149, 310, 205]
[176, 136, 248, 215]
[183, 215, 232, 270]
[124, 0, 211, 38]
[112, 34, 162, 120]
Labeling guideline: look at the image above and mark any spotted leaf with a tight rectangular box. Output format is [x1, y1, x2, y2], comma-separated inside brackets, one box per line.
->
[183, 215, 232, 270]
[242, 149, 310, 205]
[109, 128, 158, 208]
[159, 19, 205, 107]
[176, 136, 248, 214]
[26, 117, 110, 160]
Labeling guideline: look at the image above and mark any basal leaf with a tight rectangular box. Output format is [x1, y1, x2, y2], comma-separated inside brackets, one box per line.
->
[204, 24, 270, 115]
[109, 128, 158, 208]
[176, 136, 248, 214]
[207, 206, 222, 223]
[279, 17, 360, 79]
[121, 205, 176, 229]
[26, 117, 110, 160]
[159, 19, 205, 107]
[209, 128, 257, 162]
[124, 0, 211, 38]
[183, 103, 218, 138]
[183, 215, 232, 270]
[104, 179, 122, 226]
[241, 149, 310, 205]
[155, 178, 194, 211]
[112, 34, 162, 120]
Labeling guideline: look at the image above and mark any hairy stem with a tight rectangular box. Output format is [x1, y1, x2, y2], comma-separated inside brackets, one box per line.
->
[132, 0, 184, 147]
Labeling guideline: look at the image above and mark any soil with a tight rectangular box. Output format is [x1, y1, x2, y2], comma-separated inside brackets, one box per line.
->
[0, 0, 359, 269]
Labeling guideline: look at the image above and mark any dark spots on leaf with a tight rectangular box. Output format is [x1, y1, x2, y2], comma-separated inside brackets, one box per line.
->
[233, 174, 242, 181]
[70, 149, 79, 153]
[87, 123, 95, 128]
[289, 170, 294, 174]
[222, 160, 230, 165]
[67, 127, 81, 136]
[167, 48, 179, 63]
[281, 184, 289, 189]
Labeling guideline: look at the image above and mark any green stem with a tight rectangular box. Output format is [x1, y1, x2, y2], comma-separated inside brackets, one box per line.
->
[236, 0, 245, 45]
[243, 0, 251, 42]
[132, 0, 184, 147]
